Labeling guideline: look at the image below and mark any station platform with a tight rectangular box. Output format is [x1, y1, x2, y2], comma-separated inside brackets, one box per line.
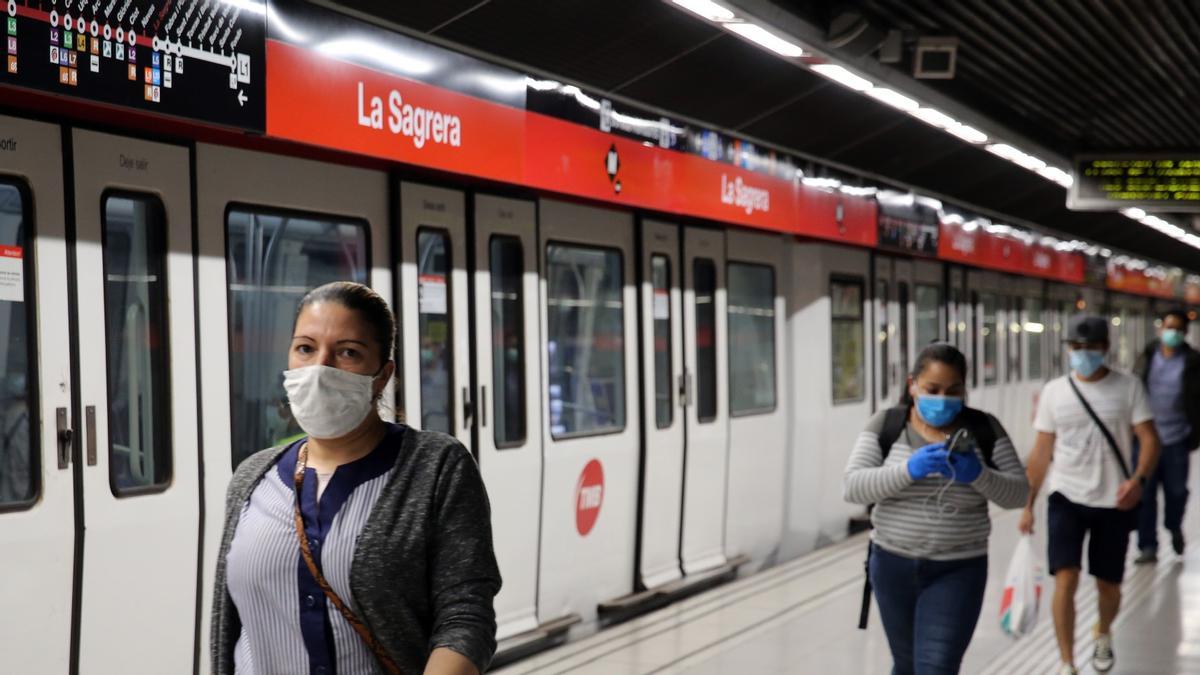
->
[498, 477, 1200, 675]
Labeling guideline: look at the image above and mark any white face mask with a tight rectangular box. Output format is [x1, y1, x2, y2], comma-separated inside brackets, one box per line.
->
[283, 365, 381, 440]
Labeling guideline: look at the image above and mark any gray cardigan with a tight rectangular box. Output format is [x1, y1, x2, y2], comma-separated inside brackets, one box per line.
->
[211, 426, 502, 674]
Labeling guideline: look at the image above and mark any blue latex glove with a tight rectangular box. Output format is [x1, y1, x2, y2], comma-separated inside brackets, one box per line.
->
[907, 442, 950, 480]
[948, 448, 983, 483]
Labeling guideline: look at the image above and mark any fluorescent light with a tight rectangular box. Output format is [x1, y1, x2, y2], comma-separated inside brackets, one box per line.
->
[1023, 322, 1045, 334]
[945, 124, 987, 144]
[802, 176, 842, 189]
[1121, 207, 1147, 220]
[865, 87, 919, 111]
[1038, 166, 1073, 187]
[909, 107, 957, 129]
[986, 143, 1046, 171]
[811, 64, 873, 91]
[725, 22, 805, 58]
[670, 0, 736, 21]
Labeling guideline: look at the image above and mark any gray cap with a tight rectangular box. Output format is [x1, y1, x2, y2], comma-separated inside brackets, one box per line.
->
[1066, 314, 1109, 344]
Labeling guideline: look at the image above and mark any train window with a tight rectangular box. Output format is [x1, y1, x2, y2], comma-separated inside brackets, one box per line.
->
[417, 229, 453, 434]
[546, 243, 625, 438]
[831, 277, 865, 403]
[876, 279, 890, 400]
[0, 181, 37, 508]
[490, 236, 525, 447]
[898, 282, 910, 383]
[103, 193, 171, 494]
[694, 258, 718, 423]
[651, 255, 673, 428]
[949, 284, 964, 349]
[915, 284, 941, 349]
[981, 293, 998, 385]
[1007, 297, 1023, 382]
[728, 262, 776, 415]
[1027, 298, 1044, 380]
[225, 207, 369, 469]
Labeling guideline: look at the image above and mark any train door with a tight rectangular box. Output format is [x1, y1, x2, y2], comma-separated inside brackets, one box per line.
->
[873, 257, 898, 409]
[967, 270, 1004, 415]
[399, 182, 472, 446]
[947, 267, 969, 352]
[637, 220, 685, 589]
[471, 194, 546, 640]
[0, 116, 73, 673]
[194, 144, 390, 674]
[680, 226, 730, 574]
[537, 199, 640, 624]
[892, 259, 914, 387]
[71, 130, 198, 672]
[723, 230, 786, 570]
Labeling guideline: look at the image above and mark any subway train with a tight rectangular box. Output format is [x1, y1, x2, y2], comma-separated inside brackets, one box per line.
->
[0, 2, 1195, 674]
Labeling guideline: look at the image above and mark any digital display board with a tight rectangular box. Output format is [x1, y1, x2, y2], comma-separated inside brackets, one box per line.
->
[1069, 155, 1200, 211]
[1, 0, 265, 132]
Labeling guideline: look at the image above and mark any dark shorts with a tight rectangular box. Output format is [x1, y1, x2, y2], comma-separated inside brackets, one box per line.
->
[1047, 491, 1138, 584]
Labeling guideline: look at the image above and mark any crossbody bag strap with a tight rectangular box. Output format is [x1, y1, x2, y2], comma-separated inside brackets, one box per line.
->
[1066, 377, 1132, 480]
[294, 445, 403, 675]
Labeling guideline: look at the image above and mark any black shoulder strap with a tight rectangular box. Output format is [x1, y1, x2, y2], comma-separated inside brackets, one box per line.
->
[1067, 376, 1132, 479]
[959, 407, 998, 469]
[877, 405, 910, 461]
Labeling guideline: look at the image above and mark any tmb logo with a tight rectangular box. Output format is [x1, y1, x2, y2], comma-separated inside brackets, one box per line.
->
[575, 459, 604, 537]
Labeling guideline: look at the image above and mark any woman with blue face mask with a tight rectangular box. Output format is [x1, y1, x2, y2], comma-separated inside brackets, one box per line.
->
[844, 343, 1030, 675]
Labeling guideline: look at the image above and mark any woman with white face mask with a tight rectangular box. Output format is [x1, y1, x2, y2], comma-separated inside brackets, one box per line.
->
[844, 343, 1030, 675]
[211, 281, 501, 675]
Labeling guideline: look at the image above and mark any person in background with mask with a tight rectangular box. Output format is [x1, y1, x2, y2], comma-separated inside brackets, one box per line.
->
[844, 342, 1029, 675]
[1132, 308, 1200, 563]
[211, 281, 501, 675]
[1020, 315, 1159, 675]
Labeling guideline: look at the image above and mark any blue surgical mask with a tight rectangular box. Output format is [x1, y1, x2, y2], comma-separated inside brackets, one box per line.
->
[1162, 329, 1185, 349]
[915, 394, 964, 428]
[1070, 349, 1106, 378]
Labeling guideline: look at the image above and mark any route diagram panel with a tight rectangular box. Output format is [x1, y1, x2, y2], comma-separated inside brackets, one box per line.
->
[3, 0, 265, 131]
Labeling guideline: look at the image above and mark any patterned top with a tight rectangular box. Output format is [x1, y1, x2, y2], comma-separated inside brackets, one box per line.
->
[226, 426, 404, 674]
[843, 411, 1030, 560]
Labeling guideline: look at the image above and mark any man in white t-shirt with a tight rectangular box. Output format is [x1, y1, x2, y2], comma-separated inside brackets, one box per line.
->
[1020, 315, 1160, 675]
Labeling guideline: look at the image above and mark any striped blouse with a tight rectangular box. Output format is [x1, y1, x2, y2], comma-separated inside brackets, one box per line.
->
[843, 410, 1030, 560]
[226, 426, 404, 675]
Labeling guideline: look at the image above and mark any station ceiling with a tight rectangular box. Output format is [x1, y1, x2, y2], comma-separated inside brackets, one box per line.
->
[325, 0, 1200, 272]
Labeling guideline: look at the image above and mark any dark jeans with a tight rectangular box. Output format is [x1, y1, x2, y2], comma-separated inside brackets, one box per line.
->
[869, 544, 988, 675]
[1138, 438, 1192, 550]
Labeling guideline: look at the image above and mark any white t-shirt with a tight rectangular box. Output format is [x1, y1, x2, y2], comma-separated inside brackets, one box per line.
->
[1033, 370, 1153, 508]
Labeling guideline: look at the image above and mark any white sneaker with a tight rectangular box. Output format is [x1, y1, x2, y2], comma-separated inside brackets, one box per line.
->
[1057, 664, 1078, 675]
[1093, 632, 1115, 672]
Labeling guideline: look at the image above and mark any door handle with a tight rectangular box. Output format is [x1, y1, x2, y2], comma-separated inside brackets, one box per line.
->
[85, 406, 97, 466]
[480, 386, 487, 427]
[462, 386, 474, 427]
[56, 407, 71, 469]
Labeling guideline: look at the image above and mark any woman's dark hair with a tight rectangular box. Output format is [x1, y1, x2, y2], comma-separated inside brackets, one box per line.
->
[294, 281, 397, 365]
[900, 342, 968, 405]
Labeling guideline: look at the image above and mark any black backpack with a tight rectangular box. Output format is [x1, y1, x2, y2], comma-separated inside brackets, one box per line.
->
[857, 404, 998, 629]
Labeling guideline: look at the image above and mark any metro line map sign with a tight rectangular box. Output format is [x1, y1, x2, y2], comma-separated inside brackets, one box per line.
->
[1069, 155, 1200, 211]
[2, 0, 265, 131]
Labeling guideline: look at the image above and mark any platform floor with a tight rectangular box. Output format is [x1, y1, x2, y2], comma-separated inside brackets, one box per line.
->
[498, 472, 1200, 675]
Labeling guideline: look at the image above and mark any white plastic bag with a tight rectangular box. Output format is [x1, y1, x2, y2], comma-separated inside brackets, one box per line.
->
[999, 534, 1043, 638]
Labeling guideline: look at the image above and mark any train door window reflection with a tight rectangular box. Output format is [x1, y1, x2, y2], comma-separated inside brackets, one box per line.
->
[915, 284, 940, 348]
[651, 255, 673, 429]
[728, 262, 775, 415]
[225, 207, 368, 469]
[831, 278, 865, 403]
[0, 181, 37, 508]
[103, 193, 171, 494]
[1007, 297, 1023, 382]
[490, 236, 525, 447]
[1027, 298, 1044, 379]
[981, 293, 998, 385]
[876, 279, 889, 400]
[417, 229, 453, 434]
[546, 244, 625, 438]
[694, 258, 718, 423]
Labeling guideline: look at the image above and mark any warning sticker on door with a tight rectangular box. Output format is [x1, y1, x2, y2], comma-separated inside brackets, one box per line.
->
[418, 274, 447, 314]
[653, 289, 670, 320]
[0, 246, 23, 302]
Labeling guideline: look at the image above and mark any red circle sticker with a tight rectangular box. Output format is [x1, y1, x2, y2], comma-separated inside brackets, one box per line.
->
[575, 459, 604, 536]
